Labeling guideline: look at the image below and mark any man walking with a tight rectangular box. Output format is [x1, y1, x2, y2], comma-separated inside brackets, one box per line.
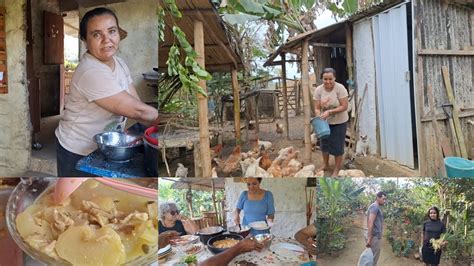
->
[366, 191, 387, 266]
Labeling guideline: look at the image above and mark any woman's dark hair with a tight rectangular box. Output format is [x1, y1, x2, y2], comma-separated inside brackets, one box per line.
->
[79, 7, 119, 40]
[427, 206, 440, 220]
[320, 67, 337, 79]
[256, 178, 262, 183]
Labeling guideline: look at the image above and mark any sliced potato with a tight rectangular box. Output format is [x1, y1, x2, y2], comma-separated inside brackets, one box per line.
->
[56, 225, 126, 265]
[16, 204, 47, 237]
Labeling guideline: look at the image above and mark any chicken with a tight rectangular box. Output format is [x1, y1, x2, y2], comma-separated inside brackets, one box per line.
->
[221, 146, 242, 174]
[275, 146, 294, 161]
[244, 157, 272, 177]
[175, 163, 188, 178]
[267, 158, 283, 177]
[211, 167, 218, 178]
[210, 144, 223, 159]
[338, 169, 366, 177]
[294, 164, 316, 177]
[281, 150, 299, 168]
[281, 159, 303, 177]
[257, 139, 273, 151]
[259, 150, 272, 170]
[276, 123, 284, 135]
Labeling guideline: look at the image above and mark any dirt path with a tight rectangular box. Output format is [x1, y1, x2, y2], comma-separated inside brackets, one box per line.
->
[316, 213, 423, 266]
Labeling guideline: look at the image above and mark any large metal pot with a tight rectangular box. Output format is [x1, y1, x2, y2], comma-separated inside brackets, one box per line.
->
[196, 226, 225, 245]
[227, 225, 251, 238]
[94, 132, 143, 162]
[206, 233, 243, 255]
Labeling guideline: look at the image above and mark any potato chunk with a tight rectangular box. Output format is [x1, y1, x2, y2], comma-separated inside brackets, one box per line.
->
[56, 225, 126, 265]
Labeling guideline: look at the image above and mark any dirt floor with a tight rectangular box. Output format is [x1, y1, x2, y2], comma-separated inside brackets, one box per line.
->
[316, 213, 427, 266]
[159, 114, 419, 177]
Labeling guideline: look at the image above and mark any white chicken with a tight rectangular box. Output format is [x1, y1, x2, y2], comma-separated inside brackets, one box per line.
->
[257, 139, 273, 151]
[294, 164, 316, 177]
[175, 163, 188, 178]
[338, 169, 366, 177]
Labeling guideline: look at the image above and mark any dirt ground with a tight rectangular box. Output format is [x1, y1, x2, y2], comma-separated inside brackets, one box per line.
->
[159, 114, 419, 177]
[316, 213, 426, 266]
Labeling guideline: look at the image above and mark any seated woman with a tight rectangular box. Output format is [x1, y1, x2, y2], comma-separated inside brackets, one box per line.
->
[295, 220, 316, 255]
[234, 178, 275, 236]
[158, 202, 198, 236]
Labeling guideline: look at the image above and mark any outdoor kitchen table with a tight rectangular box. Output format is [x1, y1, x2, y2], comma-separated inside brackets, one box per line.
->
[161, 236, 314, 265]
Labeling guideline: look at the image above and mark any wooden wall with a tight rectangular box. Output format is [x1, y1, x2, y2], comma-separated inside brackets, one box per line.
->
[414, 0, 473, 176]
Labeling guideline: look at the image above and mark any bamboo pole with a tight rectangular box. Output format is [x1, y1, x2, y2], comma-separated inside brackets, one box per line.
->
[211, 179, 217, 222]
[281, 53, 289, 140]
[231, 68, 241, 145]
[345, 24, 353, 83]
[194, 20, 212, 177]
[301, 39, 312, 163]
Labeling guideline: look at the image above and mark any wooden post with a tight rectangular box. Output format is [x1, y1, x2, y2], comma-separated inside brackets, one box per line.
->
[301, 39, 312, 163]
[211, 179, 218, 222]
[186, 184, 194, 218]
[231, 68, 241, 145]
[345, 24, 354, 83]
[194, 20, 212, 177]
[281, 53, 290, 140]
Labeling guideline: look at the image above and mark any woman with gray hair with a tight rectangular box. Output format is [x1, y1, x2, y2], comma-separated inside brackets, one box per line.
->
[158, 201, 198, 236]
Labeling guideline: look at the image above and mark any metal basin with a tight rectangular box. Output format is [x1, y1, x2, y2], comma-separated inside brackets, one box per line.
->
[94, 131, 143, 162]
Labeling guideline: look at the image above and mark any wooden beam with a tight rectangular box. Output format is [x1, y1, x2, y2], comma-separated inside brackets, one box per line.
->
[442, 66, 468, 158]
[231, 68, 241, 145]
[196, 11, 238, 69]
[418, 49, 474, 56]
[281, 53, 289, 140]
[301, 39, 312, 163]
[160, 44, 228, 49]
[310, 42, 346, 48]
[194, 20, 212, 178]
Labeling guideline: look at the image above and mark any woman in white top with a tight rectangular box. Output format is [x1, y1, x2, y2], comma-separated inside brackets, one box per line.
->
[313, 68, 349, 177]
[55, 7, 158, 176]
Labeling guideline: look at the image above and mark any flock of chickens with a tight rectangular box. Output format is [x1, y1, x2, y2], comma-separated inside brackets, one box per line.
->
[174, 123, 367, 178]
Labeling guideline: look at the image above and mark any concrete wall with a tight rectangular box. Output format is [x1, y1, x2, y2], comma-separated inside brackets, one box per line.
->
[0, 0, 32, 175]
[224, 178, 316, 238]
[79, 0, 158, 104]
[353, 18, 378, 155]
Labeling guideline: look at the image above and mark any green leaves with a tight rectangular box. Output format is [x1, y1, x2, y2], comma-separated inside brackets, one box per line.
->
[157, 7, 165, 42]
[164, 0, 182, 17]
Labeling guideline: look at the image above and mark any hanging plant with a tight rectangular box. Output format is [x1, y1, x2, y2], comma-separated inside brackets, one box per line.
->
[158, 1, 212, 97]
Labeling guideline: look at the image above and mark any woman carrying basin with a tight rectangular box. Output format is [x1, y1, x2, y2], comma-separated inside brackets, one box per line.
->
[55, 7, 158, 176]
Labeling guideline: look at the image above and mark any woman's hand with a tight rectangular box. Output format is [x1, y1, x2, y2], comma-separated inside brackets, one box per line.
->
[234, 214, 240, 226]
[159, 231, 180, 248]
[320, 110, 331, 120]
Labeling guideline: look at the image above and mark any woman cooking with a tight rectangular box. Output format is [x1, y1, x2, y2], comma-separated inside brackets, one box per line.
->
[313, 67, 349, 177]
[422, 206, 447, 266]
[55, 7, 158, 176]
[234, 178, 275, 236]
[158, 202, 198, 236]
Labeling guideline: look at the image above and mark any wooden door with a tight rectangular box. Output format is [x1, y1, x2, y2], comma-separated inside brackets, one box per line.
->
[44, 11, 64, 64]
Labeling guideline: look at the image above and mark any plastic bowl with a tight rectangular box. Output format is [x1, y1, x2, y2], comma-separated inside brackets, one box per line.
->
[5, 177, 158, 265]
[444, 157, 474, 178]
[94, 131, 143, 162]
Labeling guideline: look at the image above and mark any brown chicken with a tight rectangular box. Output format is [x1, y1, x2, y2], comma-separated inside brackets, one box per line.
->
[210, 144, 223, 159]
[259, 150, 272, 170]
[221, 146, 242, 174]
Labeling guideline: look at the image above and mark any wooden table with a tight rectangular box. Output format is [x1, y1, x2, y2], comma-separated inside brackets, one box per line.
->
[157, 126, 201, 176]
[162, 236, 314, 265]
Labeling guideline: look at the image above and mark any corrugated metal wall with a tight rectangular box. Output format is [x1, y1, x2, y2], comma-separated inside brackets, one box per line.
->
[373, 4, 415, 168]
[414, 0, 473, 176]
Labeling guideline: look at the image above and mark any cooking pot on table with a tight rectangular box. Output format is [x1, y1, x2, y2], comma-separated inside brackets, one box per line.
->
[196, 226, 225, 244]
[227, 224, 251, 238]
[206, 233, 243, 255]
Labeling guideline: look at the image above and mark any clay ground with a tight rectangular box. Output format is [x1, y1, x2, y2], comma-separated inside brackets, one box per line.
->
[316, 213, 438, 266]
[158, 114, 419, 177]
